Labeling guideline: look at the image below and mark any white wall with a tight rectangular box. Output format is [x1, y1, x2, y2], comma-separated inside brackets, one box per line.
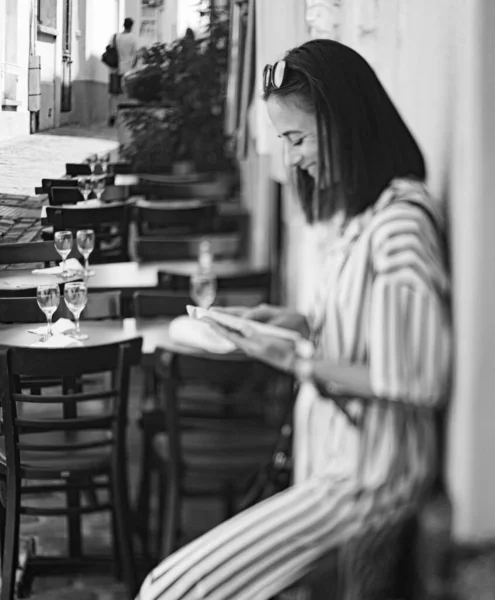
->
[278, 0, 495, 542]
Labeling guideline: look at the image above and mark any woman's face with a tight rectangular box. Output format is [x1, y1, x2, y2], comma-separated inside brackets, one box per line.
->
[266, 95, 320, 180]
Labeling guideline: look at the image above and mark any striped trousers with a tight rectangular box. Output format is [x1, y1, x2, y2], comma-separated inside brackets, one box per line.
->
[136, 466, 428, 600]
[137, 392, 436, 600]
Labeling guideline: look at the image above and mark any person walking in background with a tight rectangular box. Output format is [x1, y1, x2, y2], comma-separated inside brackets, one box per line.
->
[108, 17, 138, 126]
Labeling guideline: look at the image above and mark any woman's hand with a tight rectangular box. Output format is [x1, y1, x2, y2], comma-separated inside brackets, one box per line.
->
[202, 317, 297, 373]
[214, 304, 310, 338]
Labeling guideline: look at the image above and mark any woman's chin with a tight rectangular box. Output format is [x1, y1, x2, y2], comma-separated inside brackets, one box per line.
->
[307, 165, 317, 178]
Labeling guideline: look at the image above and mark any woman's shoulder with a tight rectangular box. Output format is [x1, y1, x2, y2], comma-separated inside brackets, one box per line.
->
[369, 178, 445, 247]
[367, 178, 450, 290]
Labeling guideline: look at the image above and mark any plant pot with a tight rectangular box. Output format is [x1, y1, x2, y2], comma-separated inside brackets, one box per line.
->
[122, 64, 163, 103]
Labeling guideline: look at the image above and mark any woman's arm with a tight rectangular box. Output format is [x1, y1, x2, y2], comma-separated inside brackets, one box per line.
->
[312, 360, 374, 398]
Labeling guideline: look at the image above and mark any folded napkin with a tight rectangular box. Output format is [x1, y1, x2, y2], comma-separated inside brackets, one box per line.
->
[32, 258, 84, 276]
[168, 315, 236, 354]
[30, 333, 80, 348]
[28, 318, 74, 335]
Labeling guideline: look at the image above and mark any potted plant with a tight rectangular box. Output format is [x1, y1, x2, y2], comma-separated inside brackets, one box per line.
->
[120, 1, 235, 178]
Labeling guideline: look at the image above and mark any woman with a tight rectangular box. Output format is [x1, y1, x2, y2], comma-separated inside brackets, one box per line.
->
[137, 39, 452, 600]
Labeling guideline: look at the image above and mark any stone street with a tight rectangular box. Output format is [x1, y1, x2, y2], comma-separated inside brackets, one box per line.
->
[0, 122, 118, 196]
[0, 123, 118, 247]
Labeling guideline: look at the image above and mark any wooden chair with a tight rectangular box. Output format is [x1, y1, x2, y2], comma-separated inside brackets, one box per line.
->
[140, 347, 293, 563]
[0, 241, 82, 267]
[157, 269, 271, 298]
[129, 178, 230, 202]
[40, 178, 78, 202]
[133, 200, 218, 237]
[45, 203, 131, 263]
[135, 233, 242, 262]
[108, 163, 132, 175]
[0, 338, 143, 599]
[65, 163, 91, 176]
[0, 292, 122, 323]
[50, 186, 84, 206]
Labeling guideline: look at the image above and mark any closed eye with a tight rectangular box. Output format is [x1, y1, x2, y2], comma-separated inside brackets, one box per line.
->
[291, 138, 304, 147]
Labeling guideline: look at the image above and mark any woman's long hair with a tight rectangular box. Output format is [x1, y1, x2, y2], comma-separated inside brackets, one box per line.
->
[263, 39, 426, 223]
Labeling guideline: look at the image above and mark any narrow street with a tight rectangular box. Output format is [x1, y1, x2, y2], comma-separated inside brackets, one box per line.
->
[0, 123, 118, 196]
[0, 123, 118, 246]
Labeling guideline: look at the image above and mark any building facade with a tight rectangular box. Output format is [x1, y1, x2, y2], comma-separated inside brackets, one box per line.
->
[0, 0, 185, 141]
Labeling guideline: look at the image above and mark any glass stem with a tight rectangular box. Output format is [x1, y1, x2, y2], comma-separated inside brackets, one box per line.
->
[47, 314, 53, 337]
[84, 256, 89, 274]
[75, 315, 81, 334]
[62, 257, 66, 275]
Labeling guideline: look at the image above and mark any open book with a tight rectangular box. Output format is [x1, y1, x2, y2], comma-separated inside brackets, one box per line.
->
[186, 306, 303, 343]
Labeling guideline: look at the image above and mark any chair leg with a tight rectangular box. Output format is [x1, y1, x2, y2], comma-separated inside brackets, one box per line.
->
[154, 467, 166, 562]
[135, 425, 154, 557]
[0, 479, 7, 560]
[161, 468, 180, 561]
[112, 465, 138, 597]
[2, 476, 20, 600]
[110, 489, 123, 581]
[66, 482, 82, 558]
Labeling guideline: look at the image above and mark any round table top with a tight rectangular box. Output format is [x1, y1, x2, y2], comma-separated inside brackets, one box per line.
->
[0, 260, 266, 293]
[0, 318, 245, 362]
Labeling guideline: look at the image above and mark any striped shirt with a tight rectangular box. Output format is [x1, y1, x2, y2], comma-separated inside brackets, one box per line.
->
[137, 177, 452, 600]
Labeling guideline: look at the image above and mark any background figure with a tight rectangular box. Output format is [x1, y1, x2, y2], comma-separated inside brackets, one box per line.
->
[108, 17, 138, 126]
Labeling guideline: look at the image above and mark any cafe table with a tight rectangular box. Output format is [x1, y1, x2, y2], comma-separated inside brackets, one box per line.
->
[0, 318, 244, 366]
[0, 259, 265, 295]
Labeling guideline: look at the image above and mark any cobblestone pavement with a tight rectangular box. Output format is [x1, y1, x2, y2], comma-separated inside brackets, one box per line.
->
[0, 122, 118, 196]
[0, 122, 118, 248]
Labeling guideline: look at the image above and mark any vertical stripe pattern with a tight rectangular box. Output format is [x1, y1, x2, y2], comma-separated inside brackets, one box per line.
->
[137, 178, 452, 600]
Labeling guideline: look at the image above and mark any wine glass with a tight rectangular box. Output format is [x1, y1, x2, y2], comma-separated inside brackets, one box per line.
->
[77, 176, 92, 204]
[93, 175, 106, 202]
[76, 229, 95, 277]
[86, 154, 98, 174]
[99, 153, 110, 175]
[190, 272, 217, 309]
[54, 230, 73, 278]
[64, 282, 89, 340]
[36, 284, 60, 341]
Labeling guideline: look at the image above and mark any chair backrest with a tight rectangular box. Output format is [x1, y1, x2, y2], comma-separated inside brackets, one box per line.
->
[133, 200, 218, 236]
[0, 241, 82, 266]
[101, 185, 128, 202]
[0, 338, 142, 484]
[108, 162, 132, 175]
[132, 289, 267, 318]
[152, 346, 294, 498]
[0, 292, 122, 323]
[132, 291, 191, 318]
[157, 269, 271, 295]
[135, 233, 241, 262]
[65, 163, 91, 176]
[129, 178, 229, 201]
[41, 178, 78, 202]
[51, 186, 84, 206]
[45, 203, 131, 263]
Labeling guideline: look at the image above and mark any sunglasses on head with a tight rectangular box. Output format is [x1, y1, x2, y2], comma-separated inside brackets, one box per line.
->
[262, 60, 287, 95]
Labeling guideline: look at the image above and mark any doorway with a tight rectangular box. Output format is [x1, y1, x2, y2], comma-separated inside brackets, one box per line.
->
[61, 0, 73, 112]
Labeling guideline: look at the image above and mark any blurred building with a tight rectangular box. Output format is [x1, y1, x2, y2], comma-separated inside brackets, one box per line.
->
[0, 0, 187, 141]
